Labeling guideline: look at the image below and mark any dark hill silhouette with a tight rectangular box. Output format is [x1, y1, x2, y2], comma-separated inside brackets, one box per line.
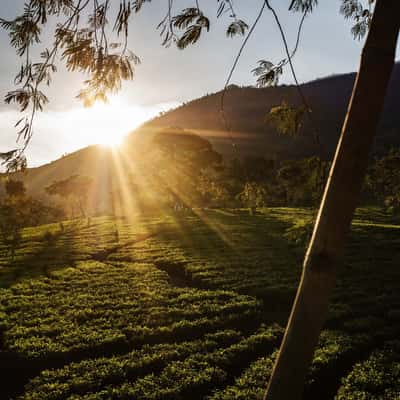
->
[144, 63, 400, 159]
[3, 65, 400, 200]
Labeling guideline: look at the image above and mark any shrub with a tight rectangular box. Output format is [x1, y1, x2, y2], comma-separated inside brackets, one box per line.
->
[336, 343, 400, 399]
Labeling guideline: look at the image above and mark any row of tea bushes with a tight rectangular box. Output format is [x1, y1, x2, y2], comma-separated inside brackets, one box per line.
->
[336, 341, 400, 399]
[1, 261, 260, 363]
[209, 331, 373, 400]
[18, 325, 284, 400]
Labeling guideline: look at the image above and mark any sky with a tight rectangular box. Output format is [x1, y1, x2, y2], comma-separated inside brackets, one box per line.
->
[0, 1, 399, 167]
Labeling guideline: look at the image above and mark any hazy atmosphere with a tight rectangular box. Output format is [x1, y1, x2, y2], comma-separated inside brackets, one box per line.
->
[1, 1, 398, 166]
[1, 2, 400, 400]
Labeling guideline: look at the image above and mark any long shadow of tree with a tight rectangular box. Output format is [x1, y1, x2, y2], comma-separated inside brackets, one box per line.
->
[0, 222, 99, 288]
[138, 208, 302, 325]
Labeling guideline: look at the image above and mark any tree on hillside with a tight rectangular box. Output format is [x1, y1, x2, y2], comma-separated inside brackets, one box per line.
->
[5, 179, 26, 198]
[1, 1, 399, 399]
[268, 101, 306, 138]
[0, 180, 29, 259]
[366, 149, 400, 213]
[198, 167, 233, 208]
[0, 180, 63, 259]
[277, 157, 326, 206]
[152, 129, 222, 210]
[237, 181, 268, 213]
[46, 175, 92, 218]
[153, 129, 222, 168]
[120, 130, 221, 213]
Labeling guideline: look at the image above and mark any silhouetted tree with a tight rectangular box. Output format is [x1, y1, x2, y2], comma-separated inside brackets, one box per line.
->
[367, 149, 400, 213]
[277, 157, 326, 206]
[46, 175, 92, 218]
[5, 179, 26, 198]
[0, 180, 63, 259]
[152, 129, 222, 209]
[237, 182, 267, 213]
[268, 101, 306, 137]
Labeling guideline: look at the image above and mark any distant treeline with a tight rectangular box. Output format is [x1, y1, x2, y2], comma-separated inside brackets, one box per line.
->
[2, 131, 400, 229]
[108, 132, 400, 214]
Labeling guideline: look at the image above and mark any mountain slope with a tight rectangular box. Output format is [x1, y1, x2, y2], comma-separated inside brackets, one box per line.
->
[4, 65, 400, 201]
[1, 146, 114, 211]
[143, 63, 400, 159]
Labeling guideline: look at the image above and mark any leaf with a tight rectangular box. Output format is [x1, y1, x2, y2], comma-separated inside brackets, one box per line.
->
[289, 0, 318, 12]
[267, 101, 306, 137]
[173, 8, 201, 30]
[177, 25, 202, 49]
[226, 20, 249, 37]
[252, 60, 282, 87]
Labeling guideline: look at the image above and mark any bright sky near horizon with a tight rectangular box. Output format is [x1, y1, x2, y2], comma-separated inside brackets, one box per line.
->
[0, 1, 399, 167]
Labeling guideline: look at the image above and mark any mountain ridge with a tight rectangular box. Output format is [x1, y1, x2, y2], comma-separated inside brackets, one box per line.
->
[3, 64, 400, 200]
[144, 63, 400, 159]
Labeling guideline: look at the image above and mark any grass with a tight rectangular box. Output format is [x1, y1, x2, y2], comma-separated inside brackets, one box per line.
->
[1, 207, 400, 399]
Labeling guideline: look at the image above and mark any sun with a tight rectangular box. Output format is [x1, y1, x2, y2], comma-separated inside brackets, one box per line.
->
[70, 95, 154, 148]
[85, 98, 129, 147]
[58, 95, 177, 152]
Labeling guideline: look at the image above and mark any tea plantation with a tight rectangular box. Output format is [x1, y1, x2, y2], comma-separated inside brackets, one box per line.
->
[1, 208, 400, 399]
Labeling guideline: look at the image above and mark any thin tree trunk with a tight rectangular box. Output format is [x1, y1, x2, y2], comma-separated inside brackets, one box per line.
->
[264, 1, 400, 399]
[78, 196, 86, 218]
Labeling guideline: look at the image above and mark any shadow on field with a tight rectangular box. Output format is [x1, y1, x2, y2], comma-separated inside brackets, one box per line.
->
[0, 223, 84, 288]
[153, 208, 301, 324]
[4, 210, 400, 400]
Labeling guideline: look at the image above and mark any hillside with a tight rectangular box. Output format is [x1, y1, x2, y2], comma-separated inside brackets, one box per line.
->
[4, 64, 400, 201]
[1, 146, 111, 209]
[144, 63, 400, 159]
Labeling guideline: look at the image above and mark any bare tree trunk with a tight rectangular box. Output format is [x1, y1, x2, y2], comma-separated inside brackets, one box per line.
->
[78, 196, 86, 218]
[264, 1, 400, 399]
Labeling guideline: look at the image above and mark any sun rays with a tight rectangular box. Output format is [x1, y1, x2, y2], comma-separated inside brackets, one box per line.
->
[111, 147, 235, 250]
[79, 136, 235, 252]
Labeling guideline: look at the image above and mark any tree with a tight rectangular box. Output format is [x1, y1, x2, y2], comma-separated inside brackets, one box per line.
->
[5, 179, 26, 198]
[198, 167, 233, 208]
[151, 129, 222, 210]
[46, 175, 92, 218]
[277, 157, 326, 206]
[268, 101, 306, 137]
[0, 180, 29, 259]
[0, 180, 63, 259]
[265, 2, 400, 399]
[237, 181, 268, 212]
[153, 129, 222, 168]
[366, 149, 400, 212]
[1, 1, 399, 399]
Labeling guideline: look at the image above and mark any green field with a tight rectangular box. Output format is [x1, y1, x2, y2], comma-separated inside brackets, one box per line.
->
[1, 207, 400, 399]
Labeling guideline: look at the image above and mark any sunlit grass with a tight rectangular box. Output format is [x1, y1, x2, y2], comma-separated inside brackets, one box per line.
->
[2, 207, 400, 399]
